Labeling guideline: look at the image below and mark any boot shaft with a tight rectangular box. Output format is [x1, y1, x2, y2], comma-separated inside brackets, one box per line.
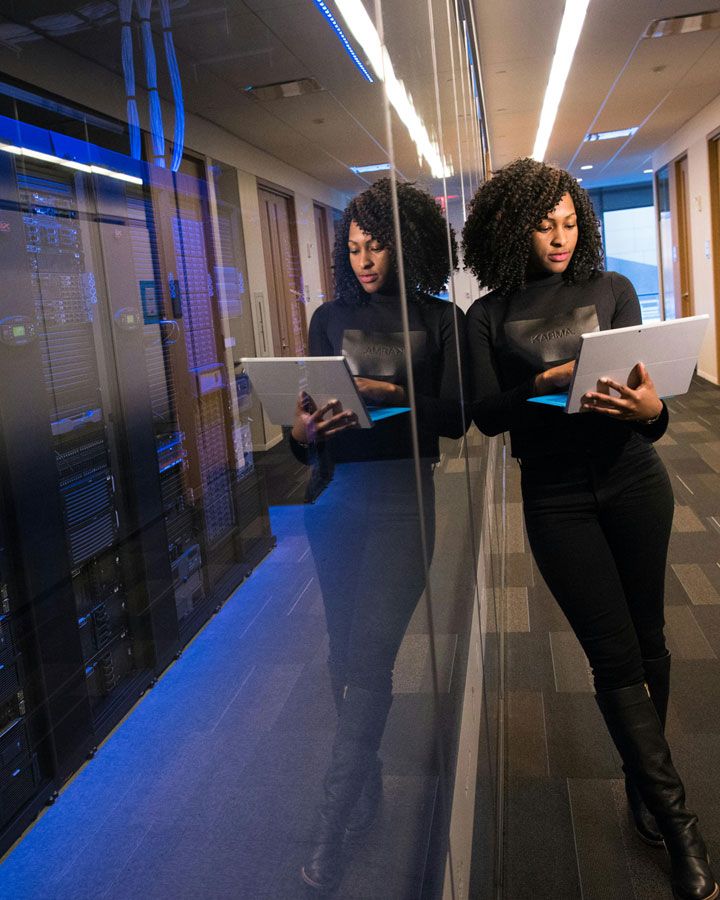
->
[595, 682, 694, 833]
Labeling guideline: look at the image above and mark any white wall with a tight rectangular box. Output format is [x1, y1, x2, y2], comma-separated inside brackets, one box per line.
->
[653, 92, 720, 384]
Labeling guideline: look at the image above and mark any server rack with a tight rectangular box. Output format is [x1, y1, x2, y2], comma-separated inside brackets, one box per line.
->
[0, 129, 273, 853]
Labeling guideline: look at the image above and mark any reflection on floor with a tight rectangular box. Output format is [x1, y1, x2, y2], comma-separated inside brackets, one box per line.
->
[501, 376, 720, 899]
[0, 437, 482, 899]
[254, 438, 311, 506]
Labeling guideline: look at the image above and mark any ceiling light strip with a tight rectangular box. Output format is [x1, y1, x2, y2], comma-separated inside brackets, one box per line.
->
[312, 0, 374, 83]
[532, 0, 591, 162]
[333, 0, 453, 178]
[0, 142, 143, 184]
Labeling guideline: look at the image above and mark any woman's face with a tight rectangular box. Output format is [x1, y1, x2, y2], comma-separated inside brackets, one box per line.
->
[348, 219, 393, 293]
[528, 192, 578, 275]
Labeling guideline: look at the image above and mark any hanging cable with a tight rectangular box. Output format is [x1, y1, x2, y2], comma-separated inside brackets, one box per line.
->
[119, 0, 141, 159]
[159, 0, 185, 172]
[137, 0, 166, 167]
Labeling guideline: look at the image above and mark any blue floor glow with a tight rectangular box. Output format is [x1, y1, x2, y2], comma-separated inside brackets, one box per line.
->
[0, 505, 324, 900]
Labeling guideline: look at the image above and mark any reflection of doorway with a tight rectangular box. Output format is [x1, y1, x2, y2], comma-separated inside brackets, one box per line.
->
[313, 202, 335, 302]
[710, 136, 720, 376]
[656, 166, 675, 320]
[675, 155, 694, 318]
[257, 185, 306, 356]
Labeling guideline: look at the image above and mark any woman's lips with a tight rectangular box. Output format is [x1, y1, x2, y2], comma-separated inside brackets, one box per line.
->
[548, 253, 569, 262]
[359, 273, 378, 283]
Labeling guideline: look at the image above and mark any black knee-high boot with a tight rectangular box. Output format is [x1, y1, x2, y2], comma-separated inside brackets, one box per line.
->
[625, 652, 671, 845]
[596, 683, 718, 900]
[302, 684, 393, 892]
[326, 660, 384, 838]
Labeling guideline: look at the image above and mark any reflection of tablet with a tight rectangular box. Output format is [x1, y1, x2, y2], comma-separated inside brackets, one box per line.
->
[528, 314, 709, 414]
[239, 356, 410, 429]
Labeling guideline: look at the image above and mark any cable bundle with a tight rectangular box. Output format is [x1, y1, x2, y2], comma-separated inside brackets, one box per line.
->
[119, 0, 141, 159]
[159, 0, 185, 172]
[137, 0, 166, 167]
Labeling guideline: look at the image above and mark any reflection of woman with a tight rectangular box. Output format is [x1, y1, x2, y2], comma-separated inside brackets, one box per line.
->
[290, 178, 467, 892]
[463, 158, 717, 900]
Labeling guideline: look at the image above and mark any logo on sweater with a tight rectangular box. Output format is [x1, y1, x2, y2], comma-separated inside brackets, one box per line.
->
[504, 305, 599, 366]
[530, 327, 576, 343]
[361, 344, 404, 356]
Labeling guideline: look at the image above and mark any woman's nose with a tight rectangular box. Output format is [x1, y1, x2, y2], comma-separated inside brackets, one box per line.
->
[359, 250, 372, 267]
[550, 228, 565, 246]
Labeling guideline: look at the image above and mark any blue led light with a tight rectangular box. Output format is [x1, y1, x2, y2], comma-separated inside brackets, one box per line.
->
[312, 0, 374, 83]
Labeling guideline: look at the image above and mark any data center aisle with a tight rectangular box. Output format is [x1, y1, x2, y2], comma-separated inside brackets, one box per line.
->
[500, 376, 720, 899]
[0, 434, 481, 900]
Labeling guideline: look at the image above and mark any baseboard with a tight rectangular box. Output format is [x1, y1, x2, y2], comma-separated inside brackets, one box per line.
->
[697, 369, 719, 386]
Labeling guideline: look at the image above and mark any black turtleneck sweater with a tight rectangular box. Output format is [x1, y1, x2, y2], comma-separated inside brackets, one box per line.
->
[297, 292, 467, 463]
[466, 271, 668, 458]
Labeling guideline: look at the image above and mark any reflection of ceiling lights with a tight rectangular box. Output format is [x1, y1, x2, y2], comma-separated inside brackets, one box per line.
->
[350, 163, 390, 173]
[585, 127, 638, 141]
[532, 0, 591, 161]
[644, 168, 653, 174]
[0, 142, 143, 185]
[644, 10, 720, 39]
[331, 0, 453, 179]
[580, 164, 593, 170]
[312, 1, 373, 82]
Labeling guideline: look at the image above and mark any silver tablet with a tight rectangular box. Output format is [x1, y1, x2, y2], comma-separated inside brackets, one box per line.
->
[528, 314, 709, 413]
[567, 314, 709, 413]
[239, 356, 410, 429]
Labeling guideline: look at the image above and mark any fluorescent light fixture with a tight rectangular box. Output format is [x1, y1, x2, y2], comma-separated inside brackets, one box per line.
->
[576, 177, 583, 182]
[580, 164, 593, 170]
[333, 0, 453, 179]
[350, 162, 391, 173]
[312, 1, 374, 83]
[585, 127, 638, 142]
[532, 0, 591, 161]
[645, 11, 720, 39]
[643, 168, 653, 174]
[90, 165, 143, 185]
[0, 141, 143, 184]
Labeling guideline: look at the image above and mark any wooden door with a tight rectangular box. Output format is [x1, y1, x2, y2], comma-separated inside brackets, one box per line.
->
[710, 137, 720, 376]
[258, 186, 307, 356]
[314, 202, 334, 302]
[675, 156, 694, 317]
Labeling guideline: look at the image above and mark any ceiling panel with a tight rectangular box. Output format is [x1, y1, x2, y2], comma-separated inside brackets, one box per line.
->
[475, 0, 720, 186]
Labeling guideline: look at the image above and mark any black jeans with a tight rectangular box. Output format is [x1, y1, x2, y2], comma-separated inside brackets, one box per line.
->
[305, 459, 435, 695]
[520, 435, 674, 692]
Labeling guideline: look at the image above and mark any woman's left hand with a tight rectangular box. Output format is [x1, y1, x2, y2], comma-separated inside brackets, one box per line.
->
[354, 377, 407, 406]
[581, 362, 663, 422]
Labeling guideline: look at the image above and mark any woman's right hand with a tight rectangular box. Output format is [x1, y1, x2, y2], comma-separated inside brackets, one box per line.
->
[534, 361, 575, 395]
[291, 391, 359, 444]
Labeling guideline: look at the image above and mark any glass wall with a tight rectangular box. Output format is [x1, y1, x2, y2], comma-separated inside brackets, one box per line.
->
[0, 3, 506, 898]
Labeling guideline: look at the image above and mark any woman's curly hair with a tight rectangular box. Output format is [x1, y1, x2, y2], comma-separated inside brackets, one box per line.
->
[333, 177, 458, 304]
[461, 157, 603, 296]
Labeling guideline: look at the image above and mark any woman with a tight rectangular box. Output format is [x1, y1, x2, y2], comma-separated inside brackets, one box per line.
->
[463, 157, 717, 900]
[289, 178, 467, 892]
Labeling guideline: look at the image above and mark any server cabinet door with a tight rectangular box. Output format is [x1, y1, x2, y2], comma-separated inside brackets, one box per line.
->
[3, 150, 158, 754]
[0, 150, 93, 785]
[91, 176, 180, 673]
[142, 163, 247, 641]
